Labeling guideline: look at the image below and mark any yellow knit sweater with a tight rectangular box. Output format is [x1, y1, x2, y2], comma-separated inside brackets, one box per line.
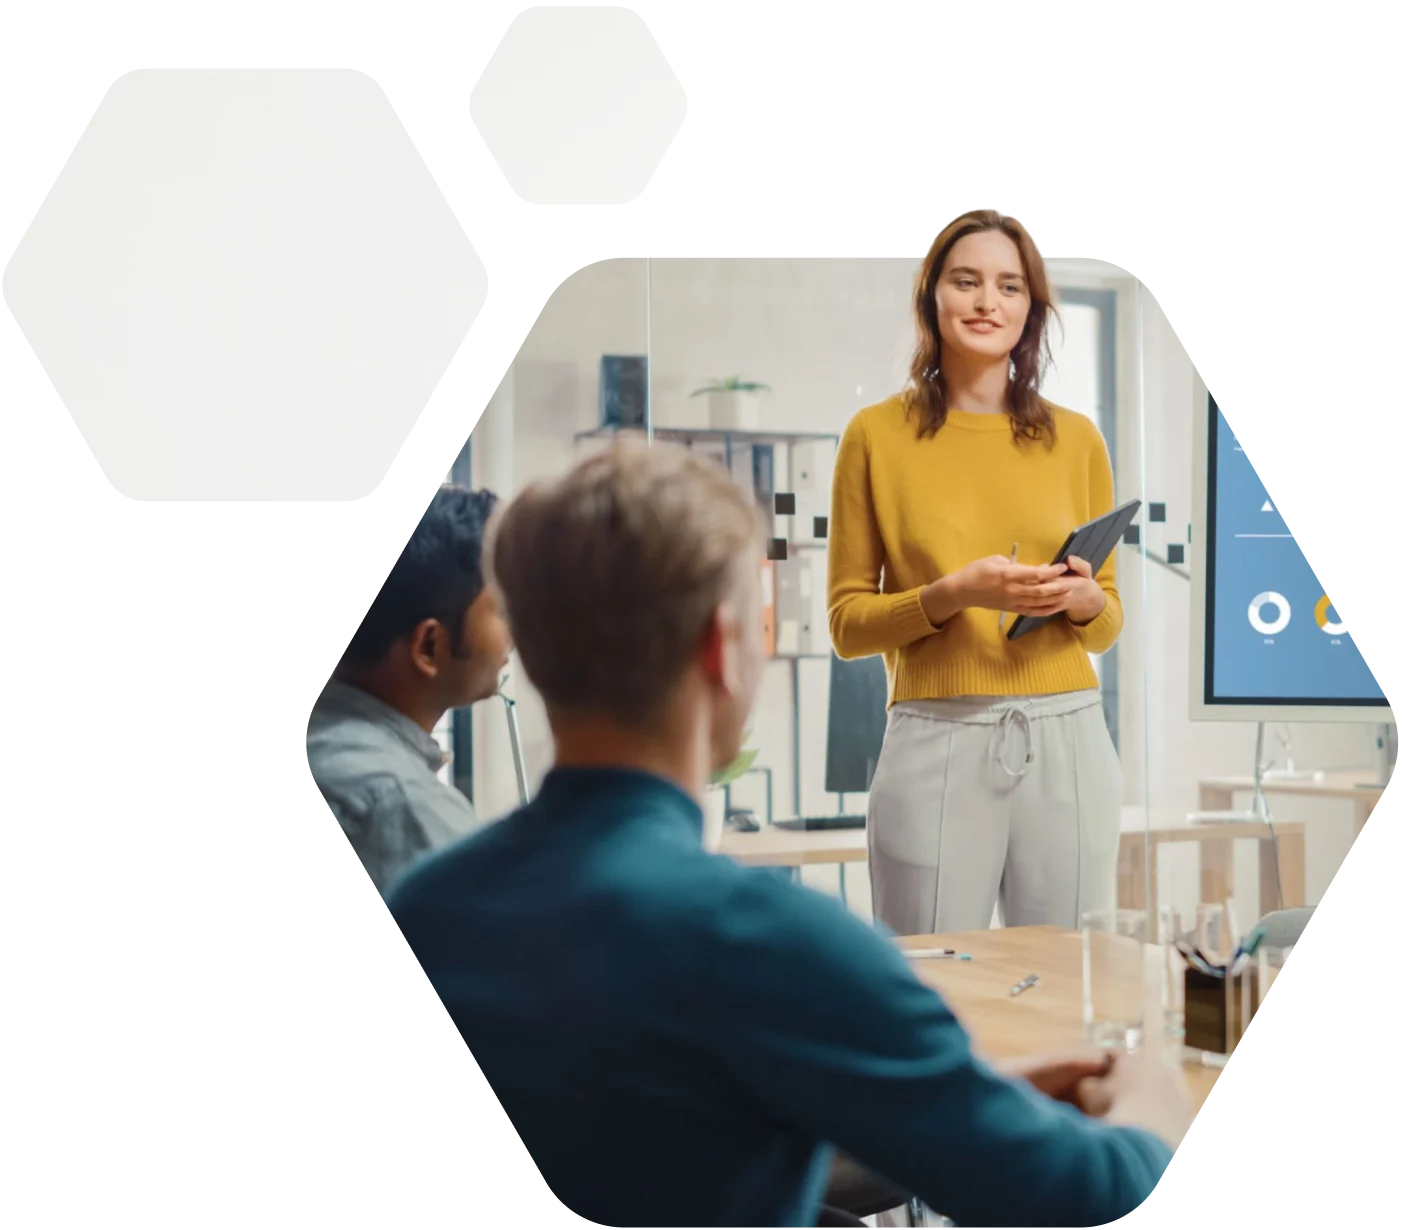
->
[827, 393, 1123, 703]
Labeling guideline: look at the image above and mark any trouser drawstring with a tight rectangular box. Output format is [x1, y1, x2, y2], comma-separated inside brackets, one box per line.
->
[990, 704, 1035, 779]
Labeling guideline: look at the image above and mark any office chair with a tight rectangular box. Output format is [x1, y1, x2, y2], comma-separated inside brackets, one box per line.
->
[824, 1153, 910, 1220]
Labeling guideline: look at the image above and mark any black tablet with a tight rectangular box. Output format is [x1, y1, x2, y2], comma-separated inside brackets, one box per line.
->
[1005, 498, 1143, 641]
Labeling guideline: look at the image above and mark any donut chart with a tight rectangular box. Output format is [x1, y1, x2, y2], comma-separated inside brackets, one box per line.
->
[1314, 595, 1347, 636]
[1247, 591, 1291, 636]
[1207, 396, 1385, 704]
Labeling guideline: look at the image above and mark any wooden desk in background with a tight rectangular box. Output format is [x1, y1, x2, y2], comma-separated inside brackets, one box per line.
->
[1198, 768, 1386, 837]
[717, 826, 868, 905]
[899, 925, 1218, 1113]
[1118, 816, 1307, 916]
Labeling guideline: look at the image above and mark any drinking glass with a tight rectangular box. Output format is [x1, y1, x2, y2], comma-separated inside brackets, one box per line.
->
[1157, 906, 1188, 1041]
[1082, 908, 1148, 1049]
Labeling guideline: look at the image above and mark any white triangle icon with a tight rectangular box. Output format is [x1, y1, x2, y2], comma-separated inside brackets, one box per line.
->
[1261, 500, 1274, 513]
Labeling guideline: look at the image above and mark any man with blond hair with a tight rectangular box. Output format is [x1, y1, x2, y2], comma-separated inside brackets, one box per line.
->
[387, 441, 1187, 1228]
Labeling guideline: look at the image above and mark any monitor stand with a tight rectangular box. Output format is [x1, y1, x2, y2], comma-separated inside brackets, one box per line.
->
[1259, 724, 1323, 783]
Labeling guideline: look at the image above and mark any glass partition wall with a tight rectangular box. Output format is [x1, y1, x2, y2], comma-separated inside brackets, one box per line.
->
[462, 256, 1157, 927]
[461, 255, 1380, 938]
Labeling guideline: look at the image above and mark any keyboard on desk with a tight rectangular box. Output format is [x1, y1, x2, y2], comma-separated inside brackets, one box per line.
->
[772, 814, 866, 832]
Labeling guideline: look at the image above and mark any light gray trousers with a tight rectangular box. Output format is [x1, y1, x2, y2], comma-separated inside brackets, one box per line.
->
[866, 690, 1121, 936]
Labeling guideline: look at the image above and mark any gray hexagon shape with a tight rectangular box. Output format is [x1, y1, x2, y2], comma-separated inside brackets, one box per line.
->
[468, 0, 687, 206]
[4, 70, 487, 501]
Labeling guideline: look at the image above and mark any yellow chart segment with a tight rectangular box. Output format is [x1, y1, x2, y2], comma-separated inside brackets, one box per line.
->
[1315, 595, 1347, 636]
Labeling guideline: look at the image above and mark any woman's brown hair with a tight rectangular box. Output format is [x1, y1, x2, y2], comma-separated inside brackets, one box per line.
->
[907, 209, 1060, 445]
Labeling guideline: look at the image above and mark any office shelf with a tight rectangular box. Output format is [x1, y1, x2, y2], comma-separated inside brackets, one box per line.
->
[576, 424, 840, 447]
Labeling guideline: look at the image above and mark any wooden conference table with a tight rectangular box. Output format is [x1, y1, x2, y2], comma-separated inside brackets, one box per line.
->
[898, 925, 1220, 1112]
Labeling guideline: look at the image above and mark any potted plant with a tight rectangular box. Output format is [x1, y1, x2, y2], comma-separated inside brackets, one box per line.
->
[690, 376, 771, 432]
[702, 735, 758, 852]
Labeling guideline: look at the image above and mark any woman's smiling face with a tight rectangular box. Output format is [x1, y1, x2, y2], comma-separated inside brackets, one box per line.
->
[933, 229, 1031, 365]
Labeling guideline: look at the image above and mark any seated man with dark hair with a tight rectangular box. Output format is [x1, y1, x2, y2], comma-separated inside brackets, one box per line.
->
[308, 484, 511, 894]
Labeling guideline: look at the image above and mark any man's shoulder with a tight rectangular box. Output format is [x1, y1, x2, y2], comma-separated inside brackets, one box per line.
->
[306, 701, 398, 769]
[309, 714, 473, 836]
[585, 836, 898, 992]
[309, 731, 403, 810]
[390, 793, 547, 883]
[685, 855, 906, 986]
[718, 861, 889, 938]
[307, 700, 434, 784]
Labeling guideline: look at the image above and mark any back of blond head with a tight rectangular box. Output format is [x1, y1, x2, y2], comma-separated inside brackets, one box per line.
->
[487, 439, 763, 725]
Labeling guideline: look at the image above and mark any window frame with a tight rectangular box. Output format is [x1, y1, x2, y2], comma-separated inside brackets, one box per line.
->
[1055, 286, 1121, 751]
[449, 436, 476, 802]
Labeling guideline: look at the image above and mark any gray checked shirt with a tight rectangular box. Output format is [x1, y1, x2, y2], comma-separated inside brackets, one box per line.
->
[307, 680, 479, 894]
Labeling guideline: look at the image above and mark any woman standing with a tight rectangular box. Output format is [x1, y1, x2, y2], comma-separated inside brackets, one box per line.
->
[827, 209, 1124, 936]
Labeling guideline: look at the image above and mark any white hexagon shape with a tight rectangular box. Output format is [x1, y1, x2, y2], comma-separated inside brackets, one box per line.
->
[471, 7, 686, 204]
[4, 70, 487, 501]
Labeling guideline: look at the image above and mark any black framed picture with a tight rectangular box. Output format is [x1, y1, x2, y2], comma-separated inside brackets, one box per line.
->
[600, 355, 648, 428]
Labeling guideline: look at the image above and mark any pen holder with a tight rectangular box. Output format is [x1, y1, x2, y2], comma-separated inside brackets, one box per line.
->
[1182, 964, 1261, 1055]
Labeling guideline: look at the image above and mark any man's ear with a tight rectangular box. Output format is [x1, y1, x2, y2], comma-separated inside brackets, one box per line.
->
[697, 606, 727, 686]
[406, 618, 445, 679]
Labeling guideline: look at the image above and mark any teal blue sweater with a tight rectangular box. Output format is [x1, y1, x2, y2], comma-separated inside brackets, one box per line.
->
[388, 768, 1170, 1227]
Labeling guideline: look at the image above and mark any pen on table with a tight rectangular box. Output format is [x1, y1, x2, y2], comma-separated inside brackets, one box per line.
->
[904, 948, 973, 961]
[1009, 973, 1039, 997]
[1228, 926, 1265, 975]
[1177, 941, 1221, 977]
[998, 543, 1019, 630]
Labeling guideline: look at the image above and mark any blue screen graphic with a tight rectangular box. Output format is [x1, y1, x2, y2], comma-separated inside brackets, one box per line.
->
[1208, 399, 1384, 705]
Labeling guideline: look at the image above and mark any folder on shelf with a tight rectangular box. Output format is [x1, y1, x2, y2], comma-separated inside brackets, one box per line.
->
[760, 559, 777, 657]
[775, 552, 803, 656]
[751, 444, 775, 510]
[798, 551, 829, 657]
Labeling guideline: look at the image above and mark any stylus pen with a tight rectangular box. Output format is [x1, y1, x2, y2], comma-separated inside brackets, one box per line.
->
[998, 543, 1019, 630]
[903, 948, 972, 960]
